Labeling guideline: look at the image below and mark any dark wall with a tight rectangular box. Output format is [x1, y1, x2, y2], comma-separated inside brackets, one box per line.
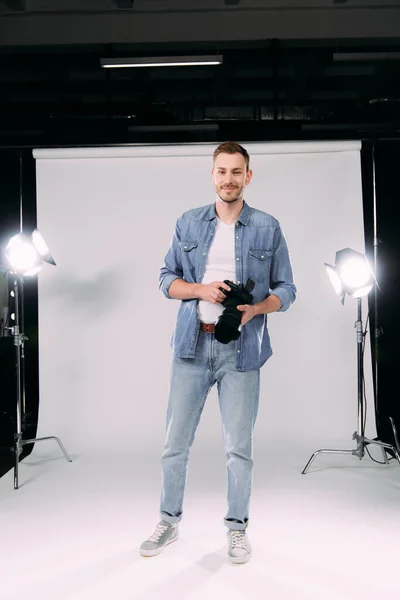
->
[0, 151, 39, 476]
[363, 142, 400, 448]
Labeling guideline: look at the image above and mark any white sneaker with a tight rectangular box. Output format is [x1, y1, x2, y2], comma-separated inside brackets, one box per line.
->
[140, 521, 179, 557]
[227, 529, 252, 564]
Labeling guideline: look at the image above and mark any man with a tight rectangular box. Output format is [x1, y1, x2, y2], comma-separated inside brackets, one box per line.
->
[140, 141, 296, 564]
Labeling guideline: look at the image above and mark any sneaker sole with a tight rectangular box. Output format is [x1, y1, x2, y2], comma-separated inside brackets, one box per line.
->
[140, 532, 179, 557]
[228, 552, 252, 564]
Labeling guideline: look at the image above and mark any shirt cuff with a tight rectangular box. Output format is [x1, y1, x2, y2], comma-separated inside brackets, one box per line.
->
[160, 274, 181, 299]
[270, 288, 292, 312]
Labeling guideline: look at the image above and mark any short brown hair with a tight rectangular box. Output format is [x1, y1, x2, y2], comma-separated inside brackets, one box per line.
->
[213, 141, 250, 172]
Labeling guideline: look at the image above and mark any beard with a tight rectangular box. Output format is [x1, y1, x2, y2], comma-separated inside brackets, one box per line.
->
[216, 186, 244, 204]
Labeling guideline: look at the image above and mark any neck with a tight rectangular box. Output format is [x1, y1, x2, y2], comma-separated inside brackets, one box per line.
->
[215, 198, 244, 224]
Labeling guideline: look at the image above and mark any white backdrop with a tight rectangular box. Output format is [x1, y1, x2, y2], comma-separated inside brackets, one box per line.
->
[33, 141, 375, 455]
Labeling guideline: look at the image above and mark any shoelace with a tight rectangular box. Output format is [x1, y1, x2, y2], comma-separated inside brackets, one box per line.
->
[229, 531, 247, 549]
[148, 523, 170, 542]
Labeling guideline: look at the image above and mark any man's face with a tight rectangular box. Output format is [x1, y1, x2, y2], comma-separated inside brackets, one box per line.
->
[212, 152, 252, 205]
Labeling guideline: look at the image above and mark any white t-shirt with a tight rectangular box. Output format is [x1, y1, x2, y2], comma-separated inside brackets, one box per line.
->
[197, 218, 237, 324]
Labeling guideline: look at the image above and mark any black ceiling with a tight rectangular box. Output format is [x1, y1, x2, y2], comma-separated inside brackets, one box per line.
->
[1, 0, 400, 146]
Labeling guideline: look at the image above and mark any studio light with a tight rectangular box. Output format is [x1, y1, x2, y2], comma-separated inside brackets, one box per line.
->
[325, 247, 375, 304]
[100, 55, 223, 69]
[32, 229, 56, 265]
[4, 229, 56, 276]
[5, 234, 41, 276]
[302, 247, 400, 474]
[2, 224, 70, 490]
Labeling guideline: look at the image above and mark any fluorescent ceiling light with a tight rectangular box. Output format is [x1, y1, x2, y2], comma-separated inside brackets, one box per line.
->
[334, 52, 400, 62]
[128, 124, 219, 132]
[101, 55, 223, 68]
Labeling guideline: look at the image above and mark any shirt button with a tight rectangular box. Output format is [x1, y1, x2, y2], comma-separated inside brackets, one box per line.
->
[261, 255, 264, 259]
[237, 350, 240, 353]
[236, 257, 240, 261]
[203, 252, 206, 256]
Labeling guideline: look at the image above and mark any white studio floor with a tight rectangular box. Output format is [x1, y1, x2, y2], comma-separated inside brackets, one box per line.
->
[1, 444, 400, 600]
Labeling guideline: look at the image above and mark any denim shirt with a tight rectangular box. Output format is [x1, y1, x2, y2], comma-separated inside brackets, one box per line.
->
[159, 201, 296, 371]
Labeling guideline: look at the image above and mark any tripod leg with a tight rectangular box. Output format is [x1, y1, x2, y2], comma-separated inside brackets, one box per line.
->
[389, 417, 400, 454]
[362, 436, 400, 466]
[14, 434, 20, 490]
[302, 451, 319, 474]
[302, 449, 354, 474]
[22, 436, 72, 463]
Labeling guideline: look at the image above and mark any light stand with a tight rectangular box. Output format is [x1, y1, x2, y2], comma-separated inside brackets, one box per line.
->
[10, 274, 71, 489]
[2, 154, 72, 488]
[302, 249, 400, 474]
[372, 144, 381, 415]
[371, 145, 397, 446]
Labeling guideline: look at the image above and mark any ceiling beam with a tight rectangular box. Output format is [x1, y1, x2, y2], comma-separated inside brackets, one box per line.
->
[111, 0, 134, 8]
[1, 0, 26, 11]
[0, 6, 400, 46]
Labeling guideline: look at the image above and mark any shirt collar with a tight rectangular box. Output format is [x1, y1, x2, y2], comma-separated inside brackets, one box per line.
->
[205, 200, 251, 225]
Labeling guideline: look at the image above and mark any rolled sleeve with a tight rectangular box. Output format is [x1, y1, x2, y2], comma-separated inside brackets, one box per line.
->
[160, 273, 182, 299]
[269, 225, 297, 312]
[159, 218, 183, 299]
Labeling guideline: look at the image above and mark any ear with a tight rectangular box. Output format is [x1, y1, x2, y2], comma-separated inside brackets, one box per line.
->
[246, 169, 253, 184]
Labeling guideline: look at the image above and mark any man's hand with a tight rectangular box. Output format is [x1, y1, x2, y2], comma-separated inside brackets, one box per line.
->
[237, 304, 257, 326]
[199, 281, 231, 304]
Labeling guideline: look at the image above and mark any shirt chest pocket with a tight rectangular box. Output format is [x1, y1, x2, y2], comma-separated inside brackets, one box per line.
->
[179, 241, 198, 278]
[248, 249, 273, 283]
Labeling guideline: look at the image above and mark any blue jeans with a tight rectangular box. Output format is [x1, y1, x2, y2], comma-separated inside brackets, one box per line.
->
[160, 330, 260, 531]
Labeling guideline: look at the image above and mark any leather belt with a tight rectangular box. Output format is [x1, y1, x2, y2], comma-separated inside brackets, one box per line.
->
[200, 322, 215, 333]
